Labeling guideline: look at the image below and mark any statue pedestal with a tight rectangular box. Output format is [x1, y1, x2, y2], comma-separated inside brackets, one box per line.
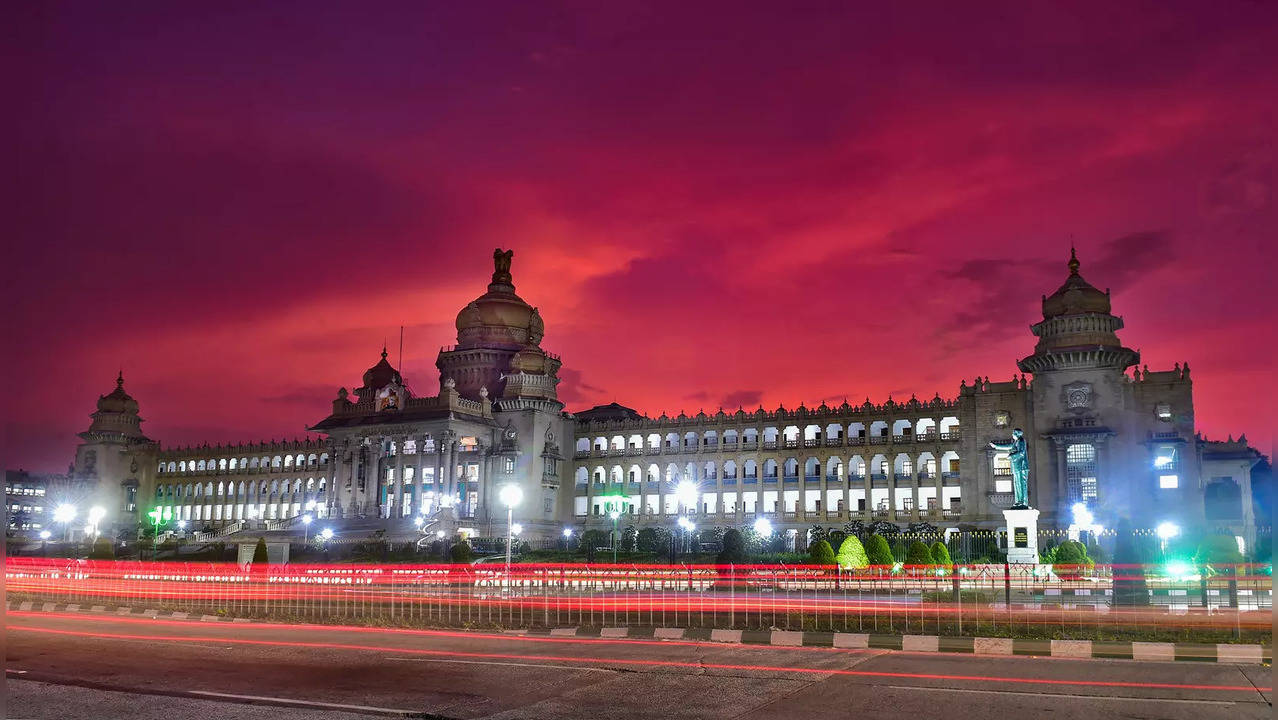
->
[1003, 507, 1041, 564]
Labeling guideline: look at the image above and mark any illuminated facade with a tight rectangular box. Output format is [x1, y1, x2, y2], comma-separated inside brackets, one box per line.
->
[60, 249, 1261, 543]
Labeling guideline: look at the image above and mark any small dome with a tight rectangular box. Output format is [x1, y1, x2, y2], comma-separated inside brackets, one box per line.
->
[1042, 248, 1110, 319]
[362, 347, 402, 390]
[509, 345, 550, 374]
[97, 372, 139, 414]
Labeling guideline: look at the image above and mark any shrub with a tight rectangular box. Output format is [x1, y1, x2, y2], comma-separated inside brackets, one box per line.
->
[252, 537, 269, 564]
[717, 529, 747, 564]
[449, 541, 473, 563]
[517, 540, 532, 554]
[808, 539, 836, 565]
[827, 530, 847, 550]
[835, 535, 869, 570]
[865, 534, 894, 566]
[905, 541, 934, 567]
[1052, 540, 1090, 579]
[620, 526, 637, 552]
[929, 541, 953, 569]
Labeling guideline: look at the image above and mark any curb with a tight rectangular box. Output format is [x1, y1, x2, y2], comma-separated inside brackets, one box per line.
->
[8, 600, 1270, 665]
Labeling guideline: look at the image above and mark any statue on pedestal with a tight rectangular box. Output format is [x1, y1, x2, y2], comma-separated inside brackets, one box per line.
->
[989, 428, 1030, 508]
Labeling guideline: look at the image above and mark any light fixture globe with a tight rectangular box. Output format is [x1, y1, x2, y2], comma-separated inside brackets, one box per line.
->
[753, 517, 773, 537]
[499, 484, 523, 508]
[1156, 521, 1180, 540]
[54, 504, 77, 524]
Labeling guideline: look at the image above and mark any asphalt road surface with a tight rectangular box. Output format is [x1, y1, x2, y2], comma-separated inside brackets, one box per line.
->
[5, 610, 1272, 720]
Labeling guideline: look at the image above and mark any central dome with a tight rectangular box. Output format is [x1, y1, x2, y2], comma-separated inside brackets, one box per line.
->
[454, 249, 544, 348]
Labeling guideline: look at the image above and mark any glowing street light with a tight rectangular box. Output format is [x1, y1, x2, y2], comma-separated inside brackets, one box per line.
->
[753, 517, 774, 537]
[302, 513, 314, 544]
[320, 527, 334, 541]
[499, 484, 523, 575]
[675, 481, 698, 512]
[1156, 521, 1180, 555]
[39, 530, 51, 540]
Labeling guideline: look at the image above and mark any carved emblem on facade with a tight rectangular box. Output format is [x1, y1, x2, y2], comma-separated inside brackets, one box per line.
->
[1062, 381, 1093, 413]
[992, 410, 1011, 428]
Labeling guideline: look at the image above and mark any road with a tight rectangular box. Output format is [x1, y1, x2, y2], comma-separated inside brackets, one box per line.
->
[5, 610, 1271, 720]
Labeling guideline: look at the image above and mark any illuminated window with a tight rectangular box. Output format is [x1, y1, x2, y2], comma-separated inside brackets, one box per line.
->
[504, 457, 515, 473]
[995, 478, 1012, 493]
[1159, 474, 1179, 489]
[1154, 446, 1177, 470]
[1065, 443, 1098, 502]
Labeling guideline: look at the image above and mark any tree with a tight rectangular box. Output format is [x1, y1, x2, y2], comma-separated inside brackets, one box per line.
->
[905, 541, 934, 567]
[1111, 519, 1149, 606]
[835, 535, 869, 570]
[808, 525, 828, 547]
[620, 525, 637, 552]
[809, 539, 836, 565]
[929, 541, 953, 570]
[865, 534, 894, 566]
[717, 529, 747, 564]
[449, 540, 473, 563]
[869, 520, 899, 537]
[88, 536, 115, 560]
[1195, 535, 1243, 574]
[827, 529, 847, 551]
[636, 527, 668, 553]
[252, 537, 269, 564]
[843, 519, 866, 538]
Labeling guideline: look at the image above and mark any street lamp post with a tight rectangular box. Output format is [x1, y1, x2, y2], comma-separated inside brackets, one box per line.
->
[1156, 521, 1180, 556]
[609, 510, 620, 563]
[499, 484, 523, 580]
[302, 514, 313, 545]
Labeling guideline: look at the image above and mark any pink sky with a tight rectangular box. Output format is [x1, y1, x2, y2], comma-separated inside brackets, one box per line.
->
[5, 2, 1275, 471]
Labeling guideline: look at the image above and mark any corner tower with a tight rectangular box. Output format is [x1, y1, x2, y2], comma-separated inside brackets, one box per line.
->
[1017, 248, 1139, 374]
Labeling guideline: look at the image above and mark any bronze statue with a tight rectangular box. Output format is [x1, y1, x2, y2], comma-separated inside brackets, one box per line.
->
[989, 428, 1030, 508]
[492, 248, 513, 285]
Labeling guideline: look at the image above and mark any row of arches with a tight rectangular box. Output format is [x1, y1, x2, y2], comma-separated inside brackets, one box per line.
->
[155, 477, 328, 500]
[160, 453, 330, 474]
[575, 418, 962, 454]
[574, 452, 963, 485]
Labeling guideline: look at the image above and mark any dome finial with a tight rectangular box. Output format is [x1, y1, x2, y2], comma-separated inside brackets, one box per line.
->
[492, 248, 514, 289]
[1068, 245, 1080, 276]
[116, 369, 124, 389]
[381, 343, 387, 360]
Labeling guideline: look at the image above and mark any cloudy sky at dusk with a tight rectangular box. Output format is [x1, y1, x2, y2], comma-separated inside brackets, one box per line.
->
[5, 1, 1275, 472]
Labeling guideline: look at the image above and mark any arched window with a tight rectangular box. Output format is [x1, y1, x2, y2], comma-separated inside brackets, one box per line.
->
[1065, 444, 1098, 502]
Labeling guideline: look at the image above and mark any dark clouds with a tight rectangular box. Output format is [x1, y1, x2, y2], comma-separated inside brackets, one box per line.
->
[4, 1, 1276, 469]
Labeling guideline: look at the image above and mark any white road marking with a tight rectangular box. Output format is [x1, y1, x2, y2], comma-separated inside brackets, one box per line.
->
[384, 656, 617, 672]
[188, 690, 419, 713]
[886, 685, 1236, 705]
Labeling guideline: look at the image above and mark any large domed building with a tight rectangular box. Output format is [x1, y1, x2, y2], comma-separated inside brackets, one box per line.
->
[50, 248, 1261, 554]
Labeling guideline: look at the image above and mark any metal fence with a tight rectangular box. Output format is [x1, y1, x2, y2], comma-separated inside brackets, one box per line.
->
[6, 558, 1270, 643]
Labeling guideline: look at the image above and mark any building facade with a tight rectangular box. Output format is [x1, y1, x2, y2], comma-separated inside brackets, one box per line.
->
[51, 248, 1262, 544]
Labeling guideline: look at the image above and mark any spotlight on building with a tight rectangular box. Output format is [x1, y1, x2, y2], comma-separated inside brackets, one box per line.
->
[413, 516, 423, 528]
[53, 504, 77, 524]
[39, 530, 51, 540]
[1156, 522, 1180, 541]
[675, 481, 698, 510]
[562, 528, 573, 538]
[511, 523, 523, 536]
[753, 517, 773, 537]
[320, 528, 334, 541]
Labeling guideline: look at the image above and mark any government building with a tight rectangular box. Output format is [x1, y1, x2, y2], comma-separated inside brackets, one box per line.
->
[49, 248, 1263, 547]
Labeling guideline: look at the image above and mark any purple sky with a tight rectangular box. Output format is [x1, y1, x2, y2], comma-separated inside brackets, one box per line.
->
[5, 1, 1275, 472]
